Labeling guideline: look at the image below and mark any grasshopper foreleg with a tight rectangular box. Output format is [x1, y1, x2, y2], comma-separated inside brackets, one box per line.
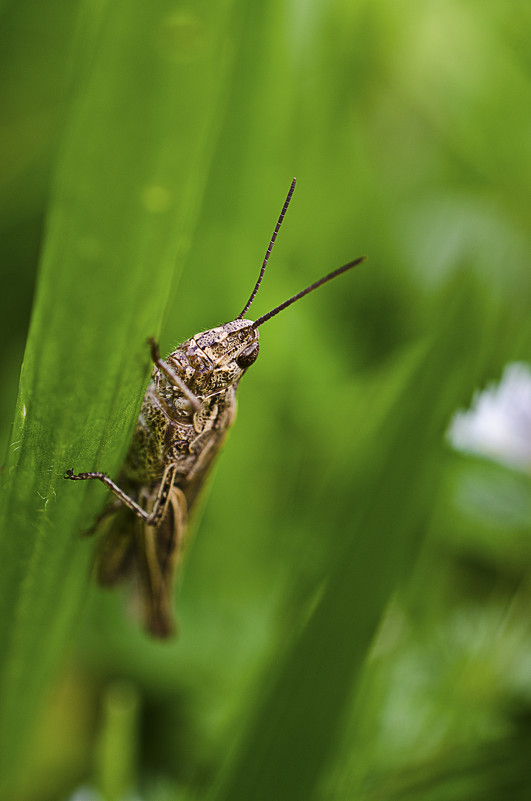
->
[65, 462, 179, 527]
[147, 337, 201, 412]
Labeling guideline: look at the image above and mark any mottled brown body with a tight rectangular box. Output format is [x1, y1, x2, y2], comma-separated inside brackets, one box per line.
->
[126, 320, 256, 509]
[69, 320, 259, 637]
[66, 177, 365, 638]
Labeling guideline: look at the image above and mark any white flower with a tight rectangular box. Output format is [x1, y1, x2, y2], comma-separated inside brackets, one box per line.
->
[447, 363, 531, 472]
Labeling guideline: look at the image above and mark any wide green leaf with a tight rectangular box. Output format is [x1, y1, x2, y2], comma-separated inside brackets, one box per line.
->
[0, 0, 235, 789]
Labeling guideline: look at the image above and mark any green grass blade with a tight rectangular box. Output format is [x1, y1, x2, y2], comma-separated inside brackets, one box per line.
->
[0, 0, 233, 789]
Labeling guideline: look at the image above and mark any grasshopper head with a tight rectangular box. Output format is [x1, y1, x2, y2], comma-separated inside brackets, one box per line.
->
[183, 319, 259, 396]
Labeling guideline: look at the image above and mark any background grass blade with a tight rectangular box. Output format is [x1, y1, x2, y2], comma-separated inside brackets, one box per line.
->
[210, 280, 501, 801]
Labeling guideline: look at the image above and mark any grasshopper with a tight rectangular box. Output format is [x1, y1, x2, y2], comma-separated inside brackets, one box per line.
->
[66, 178, 365, 637]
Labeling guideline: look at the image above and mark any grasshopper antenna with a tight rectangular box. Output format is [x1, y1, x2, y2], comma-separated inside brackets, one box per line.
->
[252, 256, 366, 329]
[237, 177, 296, 319]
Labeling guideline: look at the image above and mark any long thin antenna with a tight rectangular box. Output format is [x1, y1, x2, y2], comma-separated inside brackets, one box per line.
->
[237, 177, 296, 319]
[252, 256, 366, 329]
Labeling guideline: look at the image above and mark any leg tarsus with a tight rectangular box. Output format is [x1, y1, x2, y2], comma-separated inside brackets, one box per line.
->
[66, 469, 108, 481]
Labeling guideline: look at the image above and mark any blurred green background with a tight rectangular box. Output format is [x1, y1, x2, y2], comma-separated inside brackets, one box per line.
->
[1, 0, 530, 799]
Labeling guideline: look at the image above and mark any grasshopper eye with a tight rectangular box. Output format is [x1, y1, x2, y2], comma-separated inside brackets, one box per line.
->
[236, 342, 259, 368]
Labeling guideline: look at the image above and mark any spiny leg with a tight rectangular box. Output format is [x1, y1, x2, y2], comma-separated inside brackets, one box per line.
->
[147, 337, 201, 412]
[65, 462, 179, 526]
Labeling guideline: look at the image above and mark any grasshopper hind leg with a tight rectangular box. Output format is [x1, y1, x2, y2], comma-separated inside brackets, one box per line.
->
[135, 486, 188, 638]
